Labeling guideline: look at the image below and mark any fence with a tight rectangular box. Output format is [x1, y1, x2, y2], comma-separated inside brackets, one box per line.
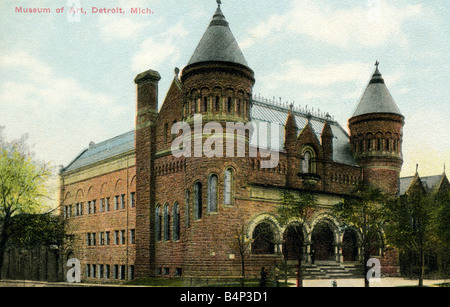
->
[1, 246, 62, 281]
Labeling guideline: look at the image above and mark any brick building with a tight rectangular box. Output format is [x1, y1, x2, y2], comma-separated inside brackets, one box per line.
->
[59, 3, 410, 282]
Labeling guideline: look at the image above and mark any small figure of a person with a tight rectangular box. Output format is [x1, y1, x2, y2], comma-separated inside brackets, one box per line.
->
[310, 248, 316, 264]
[259, 267, 267, 287]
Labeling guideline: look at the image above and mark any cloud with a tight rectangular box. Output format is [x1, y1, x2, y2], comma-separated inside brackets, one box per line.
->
[0, 52, 122, 165]
[131, 21, 188, 72]
[241, 0, 422, 49]
[261, 60, 369, 89]
[240, 14, 284, 49]
[97, 0, 164, 41]
[0, 52, 114, 112]
[99, 15, 152, 41]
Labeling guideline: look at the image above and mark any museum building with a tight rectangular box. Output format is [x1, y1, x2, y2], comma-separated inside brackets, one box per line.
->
[59, 3, 419, 282]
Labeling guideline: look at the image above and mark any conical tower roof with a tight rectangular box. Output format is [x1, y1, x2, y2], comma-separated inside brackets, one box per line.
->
[352, 62, 402, 117]
[187, 5, 249, 68]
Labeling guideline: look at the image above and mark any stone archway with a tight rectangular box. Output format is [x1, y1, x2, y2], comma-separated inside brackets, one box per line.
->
[247, 213, 282, 255]
[342, 228, 359, 262]
[252, 221, 276, 254]
[311, 221, 335, 261]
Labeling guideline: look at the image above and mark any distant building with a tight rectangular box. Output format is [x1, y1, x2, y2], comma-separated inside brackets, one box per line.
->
[397, 170, 449, 277]
[59, 3, 441, 282]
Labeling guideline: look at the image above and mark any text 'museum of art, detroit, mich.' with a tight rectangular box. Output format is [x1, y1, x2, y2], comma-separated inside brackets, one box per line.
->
[58, 1, 449, 282]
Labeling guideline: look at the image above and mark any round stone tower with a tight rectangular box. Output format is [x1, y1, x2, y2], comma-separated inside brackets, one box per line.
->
[180, 4, 255, 126]
[348, 62, 404, 195]
[178, 2, 258, 277]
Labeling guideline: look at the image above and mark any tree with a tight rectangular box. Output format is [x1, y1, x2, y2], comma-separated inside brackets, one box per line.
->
[434, 189, 450, 278]
[232, 223, 252, 287]
[384, 185, 439, 286]
[0, 127, 53, 278]
[277, 188, 317, 287]
[333, 182, 387, 287]
[7, 213, 65, 248]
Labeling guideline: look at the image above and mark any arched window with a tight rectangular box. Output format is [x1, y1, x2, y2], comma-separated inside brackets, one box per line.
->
[163, 204, 170, 241]
[375, 132, 382, 151]
[155, 205, 162, 242]
[302, 151, 311, 173]
[367, 135, 373, 150]
[252, 222, 275, 254]
[215, 96, 220, 112]
[193, 99, 198, 114]
[185, 190, 190, 227]
[227, 97, 232, 113]
[172, 120, 177, 140]
[207, 174, 218, 212]
[224, 168, 233, 205]
[173, 203, 180, 241]
[376, 137, 382, 151]
[203, 97, 208, 113]
[163, 123, 168, 142]
[194, 182, 202, 220]
[385, 132, 392, 152]
[301, 148, 316, 173]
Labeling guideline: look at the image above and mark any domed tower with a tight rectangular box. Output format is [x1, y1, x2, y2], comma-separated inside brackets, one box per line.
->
[177, 2, 257, 277]
[180, 3, 255, 128]
[348, 62, 404, 195]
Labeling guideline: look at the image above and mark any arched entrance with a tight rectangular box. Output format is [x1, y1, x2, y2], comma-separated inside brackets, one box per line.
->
[342, 228, 359, 262]
[252, 221, 276, 254]
[283, 225, 304, 261]
[311, 222, 335, 261]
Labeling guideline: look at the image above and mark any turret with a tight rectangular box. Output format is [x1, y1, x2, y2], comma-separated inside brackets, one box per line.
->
[348, 62, 404, 195]
[180, 5, 255, 126]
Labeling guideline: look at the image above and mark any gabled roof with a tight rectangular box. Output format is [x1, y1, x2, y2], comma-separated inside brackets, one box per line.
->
[398, 176, 415, 196]
[250, 99, 359, 166]
[399, 173, 448, 195]
[187, 6, 249, 68]
[352, 65, 402, 117]
[421, 174, 447, 192]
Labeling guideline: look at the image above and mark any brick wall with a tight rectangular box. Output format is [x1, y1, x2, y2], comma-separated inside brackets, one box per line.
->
[61, 164, 136, 282]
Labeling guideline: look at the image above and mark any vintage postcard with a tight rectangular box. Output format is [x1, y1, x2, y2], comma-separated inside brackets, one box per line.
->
[0, 0, 448, 294]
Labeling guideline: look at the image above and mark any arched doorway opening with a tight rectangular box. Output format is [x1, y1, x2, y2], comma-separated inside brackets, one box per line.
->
[283, 225, 304, 261]
[342, 228, 359, 262]
[311, 222, 335, 261]
[252, 221, 276, 254]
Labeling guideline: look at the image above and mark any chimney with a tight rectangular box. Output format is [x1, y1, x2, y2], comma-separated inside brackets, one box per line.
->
[134, 69, 161, 129]
[134, 69, 160, 278]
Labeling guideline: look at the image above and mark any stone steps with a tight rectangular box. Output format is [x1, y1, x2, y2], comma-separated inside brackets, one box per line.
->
[284, 261, 364, 279]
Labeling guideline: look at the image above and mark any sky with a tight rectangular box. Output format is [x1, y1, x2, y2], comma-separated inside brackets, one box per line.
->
[1, 0, 449, 191]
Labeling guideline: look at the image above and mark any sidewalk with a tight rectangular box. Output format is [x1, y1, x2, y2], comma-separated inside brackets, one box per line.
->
[0, 278, 447, 287]
[294, 277, 448, 287]
[0, 279, 123, 287]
